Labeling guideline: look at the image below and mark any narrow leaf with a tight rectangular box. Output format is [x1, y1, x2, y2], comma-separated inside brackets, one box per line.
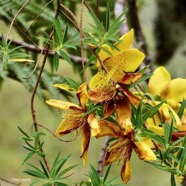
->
[53, 52, 59, 71]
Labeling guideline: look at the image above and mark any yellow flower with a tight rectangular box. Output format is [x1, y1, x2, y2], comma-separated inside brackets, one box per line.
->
[96, 29, 145, 82]
[46, 82, 95, 166]
[148, 66, 186, 110]
[90, 118, 156, 184]
[146, 67, 186, 133]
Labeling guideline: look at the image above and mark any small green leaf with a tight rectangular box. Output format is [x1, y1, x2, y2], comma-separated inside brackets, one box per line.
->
[53, 18, 63, 46]
[103, 164, 112, 183]
[22, 151, 35, 164]
[177, 99, 186, 118]
[105, 3, 110, 31]
[53, 52, 59, 71]
[88, 12, 105, 33]
[142, 101, 164, 121]
[170, 173, 176, 186]
[62, 23, 68, 43]
[17, 126, 30, 138]
[39, 160, 49, 178]
[59, 50, 72, 65]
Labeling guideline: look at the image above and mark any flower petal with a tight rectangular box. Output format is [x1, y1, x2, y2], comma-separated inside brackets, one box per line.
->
[46, 99, 81, 110]
[77, 82, 88, 110]
[116, 98, 132, 128]
[55, 109, 85, 136]
[161, 78, 186, 103]
[112, 29, 134, 56]
[97, 44, 113, 68]
[134, 141, 156, 160]
[148, 66, 171, 96]
[118, 73, 142, 85]
[104, 49, 144, 81]
[121, 159, 132, 184]
[92, 119, 124, 138]
[53, 84, 77, 93]
[103, 100, 115, 119]
[80, 123, 91, 166]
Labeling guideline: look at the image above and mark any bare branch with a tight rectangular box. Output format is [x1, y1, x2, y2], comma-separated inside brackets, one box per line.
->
[97, 136, 110, 176]
[0, 36, 88, 64]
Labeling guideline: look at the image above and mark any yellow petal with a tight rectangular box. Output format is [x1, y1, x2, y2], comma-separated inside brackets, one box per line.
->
[77, 82, 88, 110]
[104, 49, 145, 81]
[134, 141, 156, 160]
[88, 114, 100, 137]
[46, 99, 81, 110]
[93, 119, 124, 138]
[55, 109, 85, 136]
[112, 29, 134, 56]
[53, 84, 76, 93]
[96, 44, 113, 68]
[89, 73, 101, 90]
[121, 159, 132, 184]
[161, 78, 186, 103]
[80, 123, 91, 166]
[116, 98, 131, 129]
[148, 66, 171, 96]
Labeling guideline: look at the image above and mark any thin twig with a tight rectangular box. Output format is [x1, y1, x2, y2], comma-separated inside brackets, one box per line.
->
[36, 123, 78, 142]
[6, 0, 31, 39]
[0, 36, 88, 64]
[30, 0, 62, 173]
[79, 0, 87, 82]
[59, 3, 109, 73]
[27, 0, 54, 32]
[97, 136, 110, 176]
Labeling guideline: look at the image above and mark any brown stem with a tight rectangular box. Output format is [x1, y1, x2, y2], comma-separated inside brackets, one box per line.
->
[30, 0, 62, 173]
[0, 36, 88, 64]
[97, 136, 110, 176]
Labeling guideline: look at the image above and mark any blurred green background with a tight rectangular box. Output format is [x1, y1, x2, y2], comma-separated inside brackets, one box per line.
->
[0, 0, 186, 185]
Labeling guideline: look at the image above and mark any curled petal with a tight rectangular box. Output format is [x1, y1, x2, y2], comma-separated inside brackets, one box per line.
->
[118, 73, 142, 85]
[46, 99, 81, 110]
[134, 141, 156, 160]
[116, 98, 131, 128]
[88, 114, 100, 137]
[53, 84, 77, 93]
[121, 159, 132, 184]
[77, 82, 88, 110]
[123, 88, 140, 106]
[148, 66, 171, 96]
[80, 123, 91, 166]
[103, 100, 115, 119]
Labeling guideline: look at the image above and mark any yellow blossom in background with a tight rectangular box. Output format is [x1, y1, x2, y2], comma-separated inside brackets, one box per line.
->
[146, 66, 186, 134]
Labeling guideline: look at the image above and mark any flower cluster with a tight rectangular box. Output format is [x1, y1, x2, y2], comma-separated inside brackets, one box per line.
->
[46, 29, 186, 184]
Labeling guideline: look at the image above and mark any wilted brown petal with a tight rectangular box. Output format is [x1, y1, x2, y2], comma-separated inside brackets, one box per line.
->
[80, 123, 91, 166]
[116, 98, 131, 128]
[55, 109, 86, 136]
[122, 87, 140, 106]
[88, 86, 116, 103]
[103, 100, 115, 119]
[77, 82, 88, 110]
[118, 73, 142, 85]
